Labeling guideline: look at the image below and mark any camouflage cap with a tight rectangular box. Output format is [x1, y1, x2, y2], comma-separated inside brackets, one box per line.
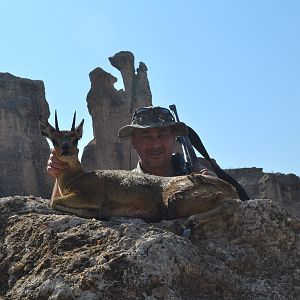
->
[118, 106, 188, 139]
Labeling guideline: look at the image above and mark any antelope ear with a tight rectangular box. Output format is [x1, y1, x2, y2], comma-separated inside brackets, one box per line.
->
[75, 119, 84, 139]
[39, 115, 56, 139]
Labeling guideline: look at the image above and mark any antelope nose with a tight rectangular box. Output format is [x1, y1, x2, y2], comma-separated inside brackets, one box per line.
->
[61, 142, 70, 155]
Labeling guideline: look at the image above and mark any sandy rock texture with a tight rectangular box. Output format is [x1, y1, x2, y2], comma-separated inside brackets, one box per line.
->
[0, 196, 299, 299]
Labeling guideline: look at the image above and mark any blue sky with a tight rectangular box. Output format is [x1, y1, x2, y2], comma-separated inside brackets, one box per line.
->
[1, 0, 299, 175]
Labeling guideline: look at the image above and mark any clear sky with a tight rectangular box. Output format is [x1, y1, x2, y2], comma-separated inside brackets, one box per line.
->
[1, 0, 299, 176]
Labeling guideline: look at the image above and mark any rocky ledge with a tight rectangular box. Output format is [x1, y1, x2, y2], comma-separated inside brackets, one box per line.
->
[0, 196, 299, 299]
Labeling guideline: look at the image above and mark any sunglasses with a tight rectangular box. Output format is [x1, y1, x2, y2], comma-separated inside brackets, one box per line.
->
[132, 107, 175, 123]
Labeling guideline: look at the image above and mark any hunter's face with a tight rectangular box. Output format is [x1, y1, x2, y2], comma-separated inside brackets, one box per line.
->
[131, 127, 176, 175]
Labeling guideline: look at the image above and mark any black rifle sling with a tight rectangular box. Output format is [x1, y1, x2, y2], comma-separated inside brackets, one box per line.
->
[187, 126, 250, 201]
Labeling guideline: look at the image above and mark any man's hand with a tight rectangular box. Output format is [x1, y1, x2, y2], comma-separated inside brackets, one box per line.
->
[199, 168, 216, 177]
[193, 161, 216, 177]
[47, 149, 69, 178]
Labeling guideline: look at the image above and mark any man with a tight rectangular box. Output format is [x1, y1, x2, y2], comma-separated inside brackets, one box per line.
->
[118, 106, 214, 176]
[47, 106, 214, 197]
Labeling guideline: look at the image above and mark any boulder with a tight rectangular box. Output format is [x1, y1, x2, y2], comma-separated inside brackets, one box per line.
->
[0, 73, 53, 198]
[81, 51, 152, 171]
[0, 196, 299, 299]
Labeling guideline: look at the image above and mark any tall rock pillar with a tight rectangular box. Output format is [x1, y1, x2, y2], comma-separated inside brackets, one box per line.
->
[81, 51, 152, 170]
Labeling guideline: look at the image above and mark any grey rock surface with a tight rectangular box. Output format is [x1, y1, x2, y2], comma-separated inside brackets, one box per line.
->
[0, 73, 53, 198]
[226, 167, 300, 218]
[81, 51, 152, 171]
[0, 196, 299, 299]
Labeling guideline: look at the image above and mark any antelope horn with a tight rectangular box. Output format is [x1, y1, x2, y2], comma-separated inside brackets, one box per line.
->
[71, 111, 76, 131]
[55, 110, 59, 131]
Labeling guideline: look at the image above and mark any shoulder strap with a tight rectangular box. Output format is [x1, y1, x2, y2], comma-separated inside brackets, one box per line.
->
[187, 126, 250, 201]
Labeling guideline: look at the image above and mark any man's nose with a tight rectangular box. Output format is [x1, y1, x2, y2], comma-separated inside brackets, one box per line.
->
[150, 136, 162, 147]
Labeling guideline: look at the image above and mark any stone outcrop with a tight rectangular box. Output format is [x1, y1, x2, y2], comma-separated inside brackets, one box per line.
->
[81, 51, 152, 171]
[0, 73, 53, 198]
[226, 167, 300, 218]
[0, 196, 299, 299]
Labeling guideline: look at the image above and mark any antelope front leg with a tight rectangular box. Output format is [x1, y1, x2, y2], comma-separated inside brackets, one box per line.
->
[50, 193, 100, 219]
[180, 199, 241, 237]
[51, 191, 100, 209]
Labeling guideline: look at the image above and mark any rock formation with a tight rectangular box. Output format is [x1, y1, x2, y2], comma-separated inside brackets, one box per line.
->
[0, 196, 299, 299]
[226, 167, 300, 218]
[0, 73, 53, 198]
[81, 51, 152, 171]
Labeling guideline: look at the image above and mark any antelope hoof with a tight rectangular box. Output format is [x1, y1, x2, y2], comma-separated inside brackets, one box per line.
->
[181, 227, 192, 237]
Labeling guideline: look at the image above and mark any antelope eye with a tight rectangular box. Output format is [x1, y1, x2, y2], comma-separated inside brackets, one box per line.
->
[52, 140, 58, 147]
[72, 139, 78, 146]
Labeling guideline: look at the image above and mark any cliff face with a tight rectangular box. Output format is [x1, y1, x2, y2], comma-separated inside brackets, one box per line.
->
[81, 51, 152, 171]
[0, 196, 299, 299]
[226, 168, 300, 218]
[0, 73, 53, 198]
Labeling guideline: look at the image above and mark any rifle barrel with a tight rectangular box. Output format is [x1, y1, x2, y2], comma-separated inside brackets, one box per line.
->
[169, 104, 196, 172]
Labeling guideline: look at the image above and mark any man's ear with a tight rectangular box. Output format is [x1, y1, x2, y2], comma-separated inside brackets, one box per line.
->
[75, 119, 84, 139]
[39, 115, 56, 139]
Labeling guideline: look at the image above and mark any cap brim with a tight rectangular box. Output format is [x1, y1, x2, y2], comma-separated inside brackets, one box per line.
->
[118, 121, 188, 139]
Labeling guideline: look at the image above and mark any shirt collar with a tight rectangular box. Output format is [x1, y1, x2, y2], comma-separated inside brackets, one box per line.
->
[136, 160, 174, 177]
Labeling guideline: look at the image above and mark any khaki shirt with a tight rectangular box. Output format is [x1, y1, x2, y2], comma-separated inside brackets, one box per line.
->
[132, 161, 175, 176]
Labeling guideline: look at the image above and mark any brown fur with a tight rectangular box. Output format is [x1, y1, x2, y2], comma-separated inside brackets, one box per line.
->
[40, 115, 240, 222]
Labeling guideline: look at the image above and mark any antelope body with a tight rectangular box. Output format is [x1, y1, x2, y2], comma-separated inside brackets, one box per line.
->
[40, 113, 239, 222]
